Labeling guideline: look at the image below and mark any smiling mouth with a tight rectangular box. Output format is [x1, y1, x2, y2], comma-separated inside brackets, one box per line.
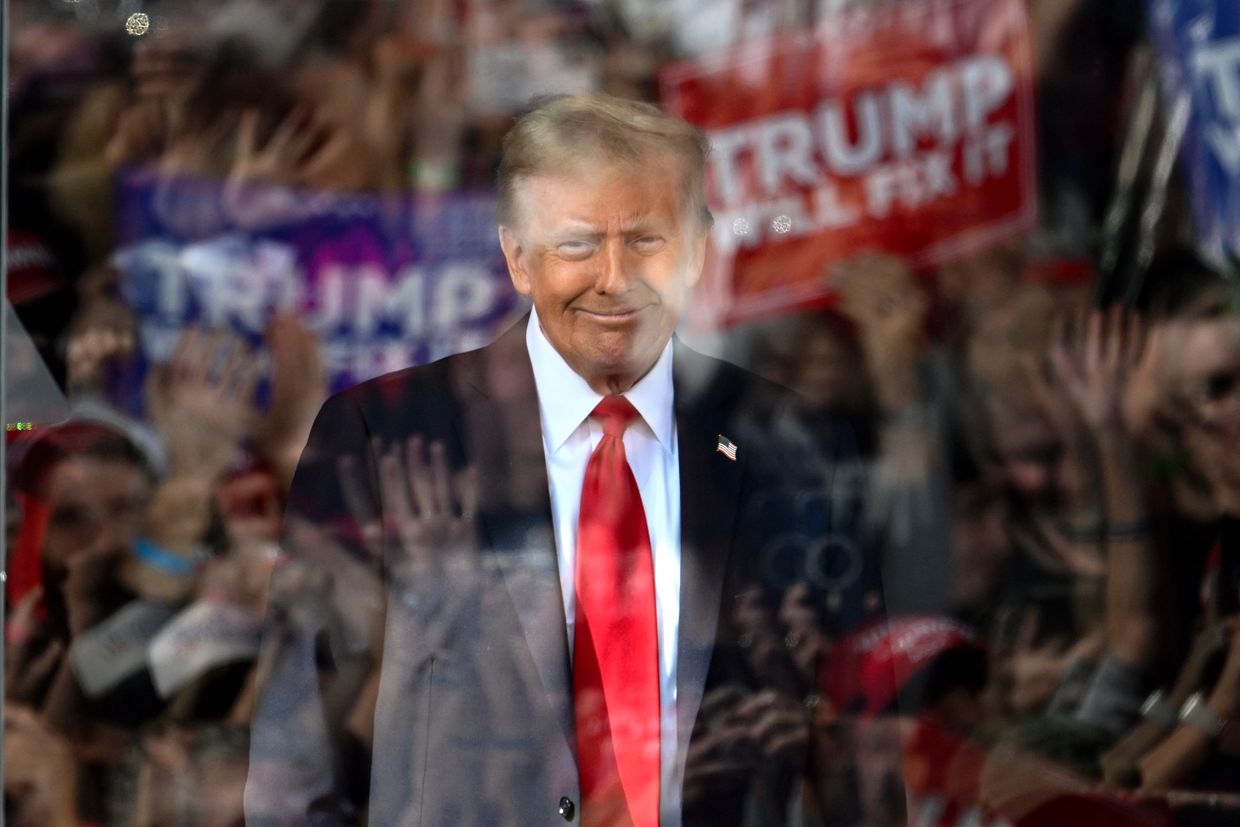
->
[577, 307, 645, 321]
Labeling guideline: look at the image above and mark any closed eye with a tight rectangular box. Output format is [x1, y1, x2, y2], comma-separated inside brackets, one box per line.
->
[557, 240, 595, 259]
[633, 235, 665, 251]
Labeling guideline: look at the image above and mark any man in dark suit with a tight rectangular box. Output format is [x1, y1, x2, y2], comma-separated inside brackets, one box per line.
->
[245, 94, 862, 826]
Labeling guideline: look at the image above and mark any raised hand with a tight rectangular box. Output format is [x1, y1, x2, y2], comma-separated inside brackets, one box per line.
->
[1050, 306, 1147, 434]
[105, 99, 167, 169]
[683, 685, 760, 804]
[233, 105, 367, 189]
[410, 44, 469, 172]
[339, 436, 479, 596]
[999, 606, 1100, 715]
[834, 252, 930, 417]
[1019, 350, 1096, 511]
[145, 327, 260, 479]
[230, 107, 319, 186]
[257, 314, 328, 489]
[1121, 320, 1171, 445]
[381, 437, 478, 572]
[682, 685, 810, 812]
[105, 33, 202, 169]
[834, 253, 928, 377]
[3, 704, 78, 827]
[158, 114, 234, 177]
[5, 588, 63, 703]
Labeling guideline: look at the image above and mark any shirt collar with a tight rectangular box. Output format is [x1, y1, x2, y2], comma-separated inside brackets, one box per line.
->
[526, 308, 676, 454]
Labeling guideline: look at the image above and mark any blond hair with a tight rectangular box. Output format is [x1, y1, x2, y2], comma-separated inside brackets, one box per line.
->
[496, 93, 712, 229]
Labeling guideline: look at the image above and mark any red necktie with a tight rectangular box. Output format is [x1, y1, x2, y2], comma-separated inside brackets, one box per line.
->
[574, 396, 660, 827]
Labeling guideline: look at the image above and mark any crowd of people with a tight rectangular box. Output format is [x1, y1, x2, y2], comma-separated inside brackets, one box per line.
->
[6, 0, 1240, 825]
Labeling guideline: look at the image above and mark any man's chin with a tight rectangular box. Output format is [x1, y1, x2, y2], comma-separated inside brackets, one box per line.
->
[581, 328, 659, 362]
[576, 348, 662, 392]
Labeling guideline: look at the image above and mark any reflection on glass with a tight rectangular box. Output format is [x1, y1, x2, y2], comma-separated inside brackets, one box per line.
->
[4, 1, 1239, 826]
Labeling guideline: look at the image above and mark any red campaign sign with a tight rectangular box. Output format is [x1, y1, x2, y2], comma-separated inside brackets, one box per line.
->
[659, 0, 1037, 327]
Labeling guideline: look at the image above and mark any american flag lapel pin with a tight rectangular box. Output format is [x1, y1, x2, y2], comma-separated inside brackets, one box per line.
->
[716, 434, 738, 461]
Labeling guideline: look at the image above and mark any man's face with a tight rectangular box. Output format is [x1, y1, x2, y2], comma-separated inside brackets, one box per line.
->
[498, 155, 706, 394]
[43, 456, 149, 579]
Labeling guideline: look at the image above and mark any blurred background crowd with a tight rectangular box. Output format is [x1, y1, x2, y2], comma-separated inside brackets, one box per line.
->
[6, 0, 1240, 825]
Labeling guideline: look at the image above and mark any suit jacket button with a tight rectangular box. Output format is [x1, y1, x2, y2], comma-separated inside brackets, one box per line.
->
[558, 796, 575, 821]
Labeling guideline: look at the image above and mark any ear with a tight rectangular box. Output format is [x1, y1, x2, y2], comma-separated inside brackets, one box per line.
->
[685, 222, 709, 289]
[498, 225, 531, 296]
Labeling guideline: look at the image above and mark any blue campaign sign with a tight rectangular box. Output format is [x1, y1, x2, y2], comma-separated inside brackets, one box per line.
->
[1148, 0, 1240, 264]
[112, 171, 521, 404]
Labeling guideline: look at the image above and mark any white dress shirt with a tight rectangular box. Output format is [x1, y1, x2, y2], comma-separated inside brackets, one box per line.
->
[525, 309, 682, 820]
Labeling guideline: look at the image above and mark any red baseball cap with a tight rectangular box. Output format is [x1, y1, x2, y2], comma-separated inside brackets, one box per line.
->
[823, 614, 986, 716]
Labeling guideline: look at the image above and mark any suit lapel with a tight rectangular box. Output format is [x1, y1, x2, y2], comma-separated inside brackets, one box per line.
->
[672, 352, 746, 778]
[452, 318, 576, 749]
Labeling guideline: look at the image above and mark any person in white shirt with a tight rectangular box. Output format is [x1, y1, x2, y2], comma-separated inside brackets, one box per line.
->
[246, 93, 859, 827]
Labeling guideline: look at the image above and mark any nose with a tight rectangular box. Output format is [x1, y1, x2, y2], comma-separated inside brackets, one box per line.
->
[86, 498, 144, 555]
[1010, 461, 1049, 494]
[92, 517, 134, 558]
[593, 237, 633, 295]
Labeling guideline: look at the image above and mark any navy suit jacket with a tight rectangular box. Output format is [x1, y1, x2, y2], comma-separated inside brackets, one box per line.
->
[246, 316, 862, 826]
